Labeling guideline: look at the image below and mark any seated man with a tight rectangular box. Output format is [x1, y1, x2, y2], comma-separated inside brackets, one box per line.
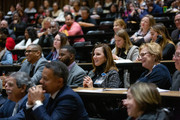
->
[25, 61, 89, 120]
[171, 42, 180, 91]
[0, 72, 33, 119]
[171, 12, 180, 45]
[59, 12, 85, 44]
[19, 44, 47, 85]
[59, 45, 86, 86]
[76, 6, 97, 27]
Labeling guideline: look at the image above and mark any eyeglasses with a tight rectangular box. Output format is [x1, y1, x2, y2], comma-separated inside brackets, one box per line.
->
[173, 52, 180, 58]
[138, 52, 150, 59]
[24, 50, 38, 54]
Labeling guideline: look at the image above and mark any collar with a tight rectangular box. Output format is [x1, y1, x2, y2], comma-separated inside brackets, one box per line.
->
[68, 61, 76, 71]
[51, 90, 60, 99]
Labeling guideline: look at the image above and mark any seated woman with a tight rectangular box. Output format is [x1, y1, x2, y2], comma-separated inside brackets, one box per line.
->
[46, 32, 69, 61]
[0, 35, 13, 65]
[110, 18, 126, 44]
[14, 27, 39, 49]
[137, 42, 171, 89]
[130, 14, 155, 46]
[123, 82, 170, 120]
[83, 43, 122, 88]
[112, 29, 139, 61]
[150, 23, 175, 60]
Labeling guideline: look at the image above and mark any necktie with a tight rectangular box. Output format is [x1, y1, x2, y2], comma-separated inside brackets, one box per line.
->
[30, 65, 35, 77]
[46, 97, 54, 114]
[12, 103, 19, 116]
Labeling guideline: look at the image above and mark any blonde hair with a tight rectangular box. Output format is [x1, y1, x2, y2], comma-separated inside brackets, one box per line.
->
[130, 82, 161, 113]
[41, 17, 53, 29]
[92, 43, 118, 73]
[115, 29, 132, 55]
[141, 14, 155, 30]
[139, 42, 162, 62]
[114, 18, 126, 29]
[150, 24, 175, 50]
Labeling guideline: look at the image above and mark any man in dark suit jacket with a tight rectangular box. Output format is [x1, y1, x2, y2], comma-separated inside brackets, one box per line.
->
[25, 61, 89, 120]
[59, 45, 86, 86]
[171, 13, 180, 45]
[19, 44, 47, 85]
[0, 72, 33, 119]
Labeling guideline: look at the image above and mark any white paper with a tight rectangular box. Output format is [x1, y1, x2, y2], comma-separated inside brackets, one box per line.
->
[114, 59, 132, 63]
[103, 88, 127, 91]
[157, 88, 170, 92]
[75, 89, 103, 93]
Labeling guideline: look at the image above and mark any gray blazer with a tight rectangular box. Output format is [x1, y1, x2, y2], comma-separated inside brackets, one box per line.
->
[67, 63, 86, 86]
[19, 57, 47, 84]
[171, 70, 180, 91]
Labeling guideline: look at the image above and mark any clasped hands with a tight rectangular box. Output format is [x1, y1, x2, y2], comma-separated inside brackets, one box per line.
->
[27, 85, 46, 105]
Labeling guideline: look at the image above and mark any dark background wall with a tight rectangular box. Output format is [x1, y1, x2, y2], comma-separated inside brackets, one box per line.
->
[0, 0, 116, 14]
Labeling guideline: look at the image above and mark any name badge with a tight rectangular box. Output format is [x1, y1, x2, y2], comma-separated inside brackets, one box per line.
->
[94, 79, 104, 85]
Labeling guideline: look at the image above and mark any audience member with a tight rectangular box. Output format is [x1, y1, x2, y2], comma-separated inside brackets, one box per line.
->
[59, 12, 85, 44]
[146, 0, 163, 14]
[82, 0, 90, 7]
[0, 27, 15, 51]
[112, 29, 139, 61]
[123, 82, 170, 120]
[6, 5, 16, 17]
[54, 5, 71, 22]
[130, 14, 155, 46]
[52, 2, 61, 18]
[137, 42, 171, 89]
[37, 17, 53, 38]
[14, 27, 39, 50]
[24, 1, 37, 13]
[83, 43, 122, 88]
[46, 32, 69, 61]
[15, 2, 28, 23]
[171, 42, 180, 91]
[43, 0, 52, 11]
[0, 78, 6, 107]
[0, 72, 33, 119]
[38, 20, 58, 49]
[35, 14, 44, 31]
[59, 45, 86, 86]
[106, 3, 121, 19]
[0, 35, 13, 65]
[45, 9, 52, 18]
[73, 0, 81, 16]
[110, 18, 126, 44]
[90, 0, 103, 17]
[150, 23, 175, 60]
[0, 20, 16, 40]
[19, 44, 47, 85]
[171, 12, 180, 45]
[34, 5, 45, 19]
[103, 0, 113, 13]
[24, 61, 89, 120]
[9, 12, 27, 39]
[77, 6, 97, 27]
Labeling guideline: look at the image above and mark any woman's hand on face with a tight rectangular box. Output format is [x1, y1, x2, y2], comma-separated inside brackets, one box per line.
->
[83, 76, 93, 88]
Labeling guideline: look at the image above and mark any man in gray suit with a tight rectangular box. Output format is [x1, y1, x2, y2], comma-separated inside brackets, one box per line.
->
[19, 44, 47, 85]
[59, 45, 86, 86]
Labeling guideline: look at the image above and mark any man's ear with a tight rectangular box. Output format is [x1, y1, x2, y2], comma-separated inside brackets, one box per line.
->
[57, 77, 64, 86]
[36, 50, 41, 56]
[20, 85, 27, 93]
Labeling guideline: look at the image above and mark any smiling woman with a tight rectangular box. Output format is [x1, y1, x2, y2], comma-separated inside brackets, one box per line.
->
[123, 82, 170, 120]
[83, 43, 123, 88]
[136, 42, 172, 89]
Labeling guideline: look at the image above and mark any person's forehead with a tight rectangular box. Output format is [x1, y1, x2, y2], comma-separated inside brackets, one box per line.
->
[175, 14, 180, 19]
[6, 77, 16, 83]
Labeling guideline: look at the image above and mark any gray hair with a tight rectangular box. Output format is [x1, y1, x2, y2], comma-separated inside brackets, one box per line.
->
[10, 72, 34, 93]
[176, 42, 180, 47]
